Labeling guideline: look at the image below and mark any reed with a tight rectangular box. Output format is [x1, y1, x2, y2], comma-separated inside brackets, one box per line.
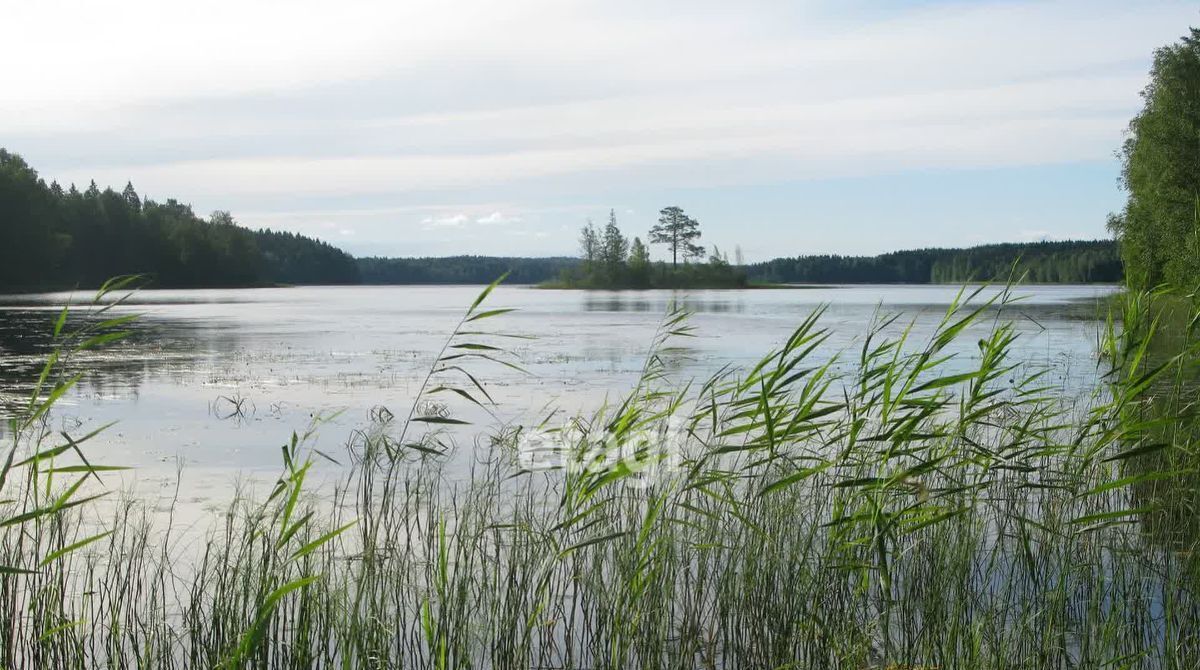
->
[1, 278, 1197, 669]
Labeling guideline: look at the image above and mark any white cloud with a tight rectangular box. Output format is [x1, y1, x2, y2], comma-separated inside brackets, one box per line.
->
[43, 113, 1126, 199]
[416, 210, 523, 230]
[2, 0, 1191, 256]
[420, 213, 469, 228]
[476, 211, 522, 225]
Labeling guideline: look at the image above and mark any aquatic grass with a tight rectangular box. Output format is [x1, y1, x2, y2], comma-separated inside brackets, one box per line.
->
[0, 280, 1197, 668]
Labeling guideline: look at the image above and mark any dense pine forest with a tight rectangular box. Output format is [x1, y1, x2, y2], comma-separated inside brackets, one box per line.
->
[360, 240, 1121, 286]
[749, 240, 1122, 285]
[0, 149, 359, 291]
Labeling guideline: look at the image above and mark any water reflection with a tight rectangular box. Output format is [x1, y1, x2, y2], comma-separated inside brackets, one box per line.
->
[0, 304, 245, 426]
[582, 292, 747, 314]
[1123, 306, 1200, 555]
[0, 284, 1117, 470]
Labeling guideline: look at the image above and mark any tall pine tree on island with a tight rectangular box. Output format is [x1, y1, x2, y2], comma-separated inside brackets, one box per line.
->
[559, 207, 745, 289]
[649, 206, 704, 269]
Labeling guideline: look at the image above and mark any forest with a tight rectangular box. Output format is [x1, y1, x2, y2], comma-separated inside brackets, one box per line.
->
[0, 149, 359, 291]
[3, 148, 1123, 291]
[360, 240, 1121, 286]
[357, 255, 578, 285]
[748, 239, 1122, 285]
[1108, 28, 1200, 290]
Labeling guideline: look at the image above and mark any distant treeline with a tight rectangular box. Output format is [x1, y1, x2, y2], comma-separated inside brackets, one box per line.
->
[747, 240, 1122, 285]
[3, 148, 1123, 291]
[0, 149, 358, 291]
[357, 256, 579, 284]
[357, 240, 1121, 286]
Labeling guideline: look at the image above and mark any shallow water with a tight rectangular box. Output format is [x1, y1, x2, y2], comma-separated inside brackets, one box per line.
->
[0, 284, 1116, 488]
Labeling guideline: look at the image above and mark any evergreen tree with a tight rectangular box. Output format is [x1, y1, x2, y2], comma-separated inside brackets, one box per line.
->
[0, 148, 359, 290]
[746, 240, 1121, 284]
[568, 210, 744, 289]
[628, 236, 651, 287]
[122, 181, 141, 211]
[649, 206, 703, 269]
[601, 209, 628, 276]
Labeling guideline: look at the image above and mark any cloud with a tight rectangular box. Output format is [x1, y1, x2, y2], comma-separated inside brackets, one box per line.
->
[476, 211, 522, 225]
[13, 1, 1191, 164]
[418, 210, 522, 230]
[2, 0, 1186, 257]
[420, 213, 469, 228]
[41, 112, 1127, 200]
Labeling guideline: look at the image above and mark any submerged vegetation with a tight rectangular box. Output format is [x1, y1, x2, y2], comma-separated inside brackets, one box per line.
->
[2, 275, 1199, 669]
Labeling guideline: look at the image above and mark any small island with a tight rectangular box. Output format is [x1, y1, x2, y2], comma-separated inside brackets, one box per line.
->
[547, 206, 752, 289]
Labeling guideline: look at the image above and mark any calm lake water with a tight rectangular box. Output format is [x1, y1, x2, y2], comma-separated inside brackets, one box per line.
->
[0, 284, 1117, 497]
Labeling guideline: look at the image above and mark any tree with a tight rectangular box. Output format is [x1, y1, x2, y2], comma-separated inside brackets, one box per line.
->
[649, 206, 703, 269]
[122, 181, 141, 211]
[0, 148, 360, 290]
[211, 210, 236, 227]
[0, 149, 61, 286]
[601, 209, 628, 275]
[1109, 28, 1200, 289]
[579, 220, 600, 273]
[744, 240, 1121, 285]
[628, 236, 651, 287]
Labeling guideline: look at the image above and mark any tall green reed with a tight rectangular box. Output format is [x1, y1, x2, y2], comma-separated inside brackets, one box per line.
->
[0, 279, 1197, 669]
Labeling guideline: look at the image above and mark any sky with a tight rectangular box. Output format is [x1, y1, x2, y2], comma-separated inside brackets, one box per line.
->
[3, 0, 1197, 261]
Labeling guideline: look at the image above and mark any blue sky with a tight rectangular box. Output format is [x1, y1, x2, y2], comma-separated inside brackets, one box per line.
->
[3, 0, 1196, 260]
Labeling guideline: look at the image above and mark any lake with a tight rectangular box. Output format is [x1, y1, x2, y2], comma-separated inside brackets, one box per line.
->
[0, 284, 1117, 494]
[11, 282, 1191, 669]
